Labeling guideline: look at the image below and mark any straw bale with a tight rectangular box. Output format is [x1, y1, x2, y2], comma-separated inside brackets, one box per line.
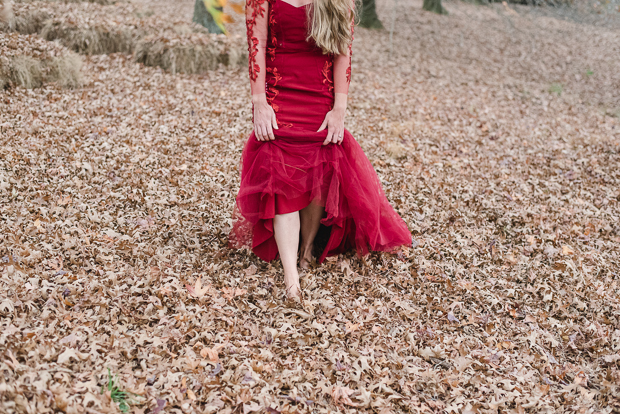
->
[4, 2, 213, 54]
[0, 31, 82, 88]
[134, 32, 247, 74]
[0, 2, 51, 33]
[33, 2, 144, 54]
[2, 1, 247, 72]
[0, 0, 15, 30]
[14, 0, 116, 4]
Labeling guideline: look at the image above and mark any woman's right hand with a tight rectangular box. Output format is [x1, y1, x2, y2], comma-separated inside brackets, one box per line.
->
[252, 94, 278, 141]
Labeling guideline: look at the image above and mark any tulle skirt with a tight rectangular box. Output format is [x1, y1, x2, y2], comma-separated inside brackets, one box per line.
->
[229, 126, 412, 263]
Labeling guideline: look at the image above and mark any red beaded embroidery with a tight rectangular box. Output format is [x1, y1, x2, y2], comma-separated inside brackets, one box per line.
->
[266, 67, 282, 112]
[246, 0, 267, 82]
[322, 60, 334, 93]
[267, 0, 277, 61]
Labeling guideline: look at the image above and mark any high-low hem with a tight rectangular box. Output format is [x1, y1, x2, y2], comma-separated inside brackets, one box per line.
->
[229, 129, 412, 264]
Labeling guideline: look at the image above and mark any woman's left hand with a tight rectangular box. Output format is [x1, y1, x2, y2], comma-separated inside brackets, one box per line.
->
[317, 106, 345, 146]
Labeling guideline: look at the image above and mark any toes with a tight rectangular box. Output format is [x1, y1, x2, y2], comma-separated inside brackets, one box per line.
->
[285, 284, 301, 301]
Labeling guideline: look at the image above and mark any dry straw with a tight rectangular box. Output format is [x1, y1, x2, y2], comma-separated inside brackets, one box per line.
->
[134, 33, 247, 75]
[0, 0, 15, 30]
[0, 54, 82, 89]
[12, 0, 114, 4]
[40, 22, 139, 55]
[0, 32, 82, 89]
[1, 1, 247, 74]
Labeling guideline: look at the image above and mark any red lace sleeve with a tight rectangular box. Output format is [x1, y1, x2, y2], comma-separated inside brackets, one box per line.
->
[246, 0, 269, 95]
[333, 18, 354, 95]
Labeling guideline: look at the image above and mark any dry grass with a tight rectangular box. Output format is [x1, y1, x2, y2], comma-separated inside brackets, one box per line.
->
[134, 33, 247, 74]
[14, 0, 117, 4]
[0, 1, 49, 34]
[40, 22, 139, 55]
[48, 52, 83, 87]
[2, 1, 247, 73]
[0, 32, 82, 88]
[7, 55, 42, 88]
[3, 2, 145, 54]
[0, 52, 82, 89]
[0, 0, 14, 29]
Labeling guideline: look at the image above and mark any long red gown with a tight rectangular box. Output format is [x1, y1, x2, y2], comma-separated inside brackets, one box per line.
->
[230, 0, 412, 263]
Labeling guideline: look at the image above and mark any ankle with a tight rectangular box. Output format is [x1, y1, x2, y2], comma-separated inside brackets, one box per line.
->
[300, 244, 312, 257]
[283, 269, 299, 283]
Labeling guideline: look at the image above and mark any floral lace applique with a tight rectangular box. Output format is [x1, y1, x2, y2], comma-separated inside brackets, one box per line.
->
[266, 67, 282, 112]
[267, 0, 277, 61]
[246, 0, 268, 82]
[322, 60, 334, 93]
[346, 20, 354, 83]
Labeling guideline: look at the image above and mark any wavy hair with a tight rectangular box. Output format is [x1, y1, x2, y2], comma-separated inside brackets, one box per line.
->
[306, 0, 356, 55]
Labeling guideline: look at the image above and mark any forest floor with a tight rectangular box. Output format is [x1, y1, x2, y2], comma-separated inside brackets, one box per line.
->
[1, 0, 620, 413]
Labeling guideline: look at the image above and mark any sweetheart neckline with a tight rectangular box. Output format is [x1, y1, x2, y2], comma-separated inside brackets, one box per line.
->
[279, 0, 312, 9]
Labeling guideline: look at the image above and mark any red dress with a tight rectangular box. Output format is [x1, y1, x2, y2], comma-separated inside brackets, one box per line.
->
[230, 0, 412, 263]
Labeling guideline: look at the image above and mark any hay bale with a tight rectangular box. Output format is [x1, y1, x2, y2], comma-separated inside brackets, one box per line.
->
[0, 2, 51, 33]
[3, 1, 247, 74]
[134, 32, 247, 74]
[4, 2, 207, 55]
[48, 51, 81, 87]
[26, 2, 144, 54]
[9, 54, 42, 87]
[0, 0, 15, 30]
[0, 31, 82, 88]
[40, 21, 138, 54]
[14, 0, 117, 4]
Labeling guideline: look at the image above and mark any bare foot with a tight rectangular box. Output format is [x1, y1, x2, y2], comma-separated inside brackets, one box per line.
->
[284, 274, 301, 301]
[299, 245, 313, 270]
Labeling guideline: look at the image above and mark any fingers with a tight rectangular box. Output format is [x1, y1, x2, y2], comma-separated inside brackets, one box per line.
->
[255, 106, 279, 142]
[337, 129, 344, 145]
[255, 122, 276, 141]
[267, 123, 275, 141]
[323, 132, 332, 145]
[261, 125, 270, 141]
[331, 131, 338, 144]
[258, 125, 267, 141]
[322, 127, 333, 145]
[271, 111, 279, 131]
[317, 118, 328, 132]
[322, 124, 346, 146]
[254, 125, 265, 141]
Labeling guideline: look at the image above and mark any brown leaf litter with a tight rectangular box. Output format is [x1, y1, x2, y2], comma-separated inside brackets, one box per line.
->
[0, 0, 619, 412]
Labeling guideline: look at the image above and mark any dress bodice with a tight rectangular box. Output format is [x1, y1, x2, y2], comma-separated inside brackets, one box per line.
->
[245, 0, 353, 95]
[267, 1, 321, 54]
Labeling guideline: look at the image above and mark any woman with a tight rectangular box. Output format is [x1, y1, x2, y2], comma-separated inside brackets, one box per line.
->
[230, 0, 412, 300]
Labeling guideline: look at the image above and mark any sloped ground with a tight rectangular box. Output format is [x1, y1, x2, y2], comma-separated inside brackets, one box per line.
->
[0, 0, 619, 413]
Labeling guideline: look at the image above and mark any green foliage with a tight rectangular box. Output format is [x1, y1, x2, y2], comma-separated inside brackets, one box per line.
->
[548, 82, 563, 95]
[193, 0, 234, 35]
[101, 368, 138, 413]
[193, 0, 224, 34]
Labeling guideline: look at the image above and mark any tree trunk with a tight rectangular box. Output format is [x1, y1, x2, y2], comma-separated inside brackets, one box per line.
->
[358, 0, 383, 29]
[423, 0, 448, 14]
[193, 0, 224, 34]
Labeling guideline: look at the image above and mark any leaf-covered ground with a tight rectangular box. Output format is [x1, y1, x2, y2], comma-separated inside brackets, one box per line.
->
[1, 0, 619, 413]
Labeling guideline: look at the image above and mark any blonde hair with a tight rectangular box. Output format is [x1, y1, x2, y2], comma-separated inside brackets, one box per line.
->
[306, 0, 356, 55]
